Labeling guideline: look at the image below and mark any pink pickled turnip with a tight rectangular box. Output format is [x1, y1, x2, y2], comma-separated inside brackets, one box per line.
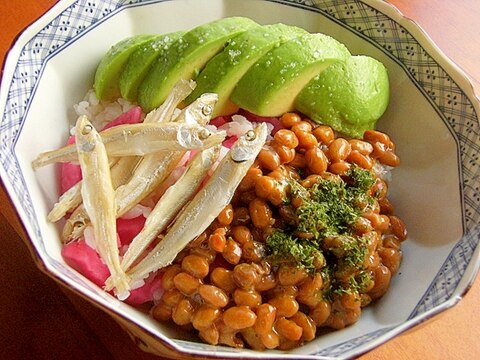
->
[101, 106, 143, 130]
[210, 116, 229, 128]
[60, 106, 143, 194]
[60, 161, 83, 194]
[124, 273, 163, 305]
[62, 240, 110, 287]
[59, 135, 82, 193]
[63, 234, 163, 305]
[117, 215, 146, 246]
[222, 136, 238, 149]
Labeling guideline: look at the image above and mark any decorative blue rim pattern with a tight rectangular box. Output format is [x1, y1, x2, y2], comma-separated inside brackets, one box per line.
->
[0, 0, 479, 358]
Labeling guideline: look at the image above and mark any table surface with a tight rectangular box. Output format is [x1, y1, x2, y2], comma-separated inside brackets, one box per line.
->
[1, 1, 479, 359]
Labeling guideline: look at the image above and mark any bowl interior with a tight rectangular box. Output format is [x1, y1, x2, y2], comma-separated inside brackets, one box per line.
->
[2, 0, 479, 358]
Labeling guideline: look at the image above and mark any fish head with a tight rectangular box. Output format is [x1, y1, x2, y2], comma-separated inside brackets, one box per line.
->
[230, 122, 268, 162]
[177, 124, 226, 150]
[75, 115, 100, 153]
[201, 128, 227, 149]
[182, 93, 219, 126]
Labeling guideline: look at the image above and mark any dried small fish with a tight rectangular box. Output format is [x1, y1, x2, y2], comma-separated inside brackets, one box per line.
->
[120, 145, 220, 271]
[114, 151, 185, 217]
[47, 80, 194, 221]
[47, 182, 83, 222]
[144, 79, 196, 123]
[75, 115, 129, 298]
[62, 204, 90, 242]
[61, 93, 222, 242]
[127, 123, 268, 283]
[47, 156, 140, 222]
[173, 92, 218, 125]
[32, 122, 220, 167]
[106, 92, 222, 217]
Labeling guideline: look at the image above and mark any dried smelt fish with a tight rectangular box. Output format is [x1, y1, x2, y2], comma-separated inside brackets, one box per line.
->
[173, 93, 218, 125]
[120, 145, 221, 272]
[144, 79, 196, 123]
[47, 80, 195, 221]
[112, 93, 222, 215]
[47, 182, 83, 222]
[75, 115, 129, 299]
[61, 94, 221, 242]
[47, 156, 140, 222]
[62, 202, 91, 242]
[108, 79, 200, 204]
[61, 149, 219, 242]
[32, 122, 219, 168]
[127, 123, 268, 283]
[114, 151, 185, 216]
[107, 92, 221, 217]
[110, 93, 222, 216]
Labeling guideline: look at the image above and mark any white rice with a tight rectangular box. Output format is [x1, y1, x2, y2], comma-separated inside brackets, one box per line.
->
[372, 162, 393, 182]
[73, 89, 136, 129]
[218, 113, 274, 140]
[218, 114, 254, 137]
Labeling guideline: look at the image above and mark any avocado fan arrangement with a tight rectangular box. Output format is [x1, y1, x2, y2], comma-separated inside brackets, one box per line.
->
[94, 17, 390, 138]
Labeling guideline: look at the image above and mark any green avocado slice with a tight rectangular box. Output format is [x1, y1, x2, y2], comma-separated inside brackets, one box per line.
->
[295, 55, 390, 138]
[138, 17, 258, 112]
[185, 23, 307, 117]
[119, 31, 185, 102]
[230, 33, 350, 117]
[94, 34, 156, 100]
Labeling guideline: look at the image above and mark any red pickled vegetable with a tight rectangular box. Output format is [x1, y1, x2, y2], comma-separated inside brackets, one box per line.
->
[60, 161, 83, 194]
[117, 215, 146, 246]
[210, 116, 229, 128]
[222, 136, 238, 149]
[62, 216, 163, 305]
[62, 240, 110, 287]
[125, 273, 163, 305]
[102, 106, 143, 130]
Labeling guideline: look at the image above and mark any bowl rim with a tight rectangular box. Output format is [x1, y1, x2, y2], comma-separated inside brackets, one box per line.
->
[0, 0, 479, 358]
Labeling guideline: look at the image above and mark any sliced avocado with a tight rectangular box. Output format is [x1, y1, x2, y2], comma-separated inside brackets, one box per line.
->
[138, 17, 258, 112]
[119, 31, 184, 102]
[295, 55, 390, 138]
[94, 34, 156, 100]
[231, 33, 350, 117]
[185, 24, 307, 117]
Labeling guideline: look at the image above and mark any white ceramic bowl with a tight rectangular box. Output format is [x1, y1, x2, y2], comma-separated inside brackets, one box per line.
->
[1, 0, 479, 359]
